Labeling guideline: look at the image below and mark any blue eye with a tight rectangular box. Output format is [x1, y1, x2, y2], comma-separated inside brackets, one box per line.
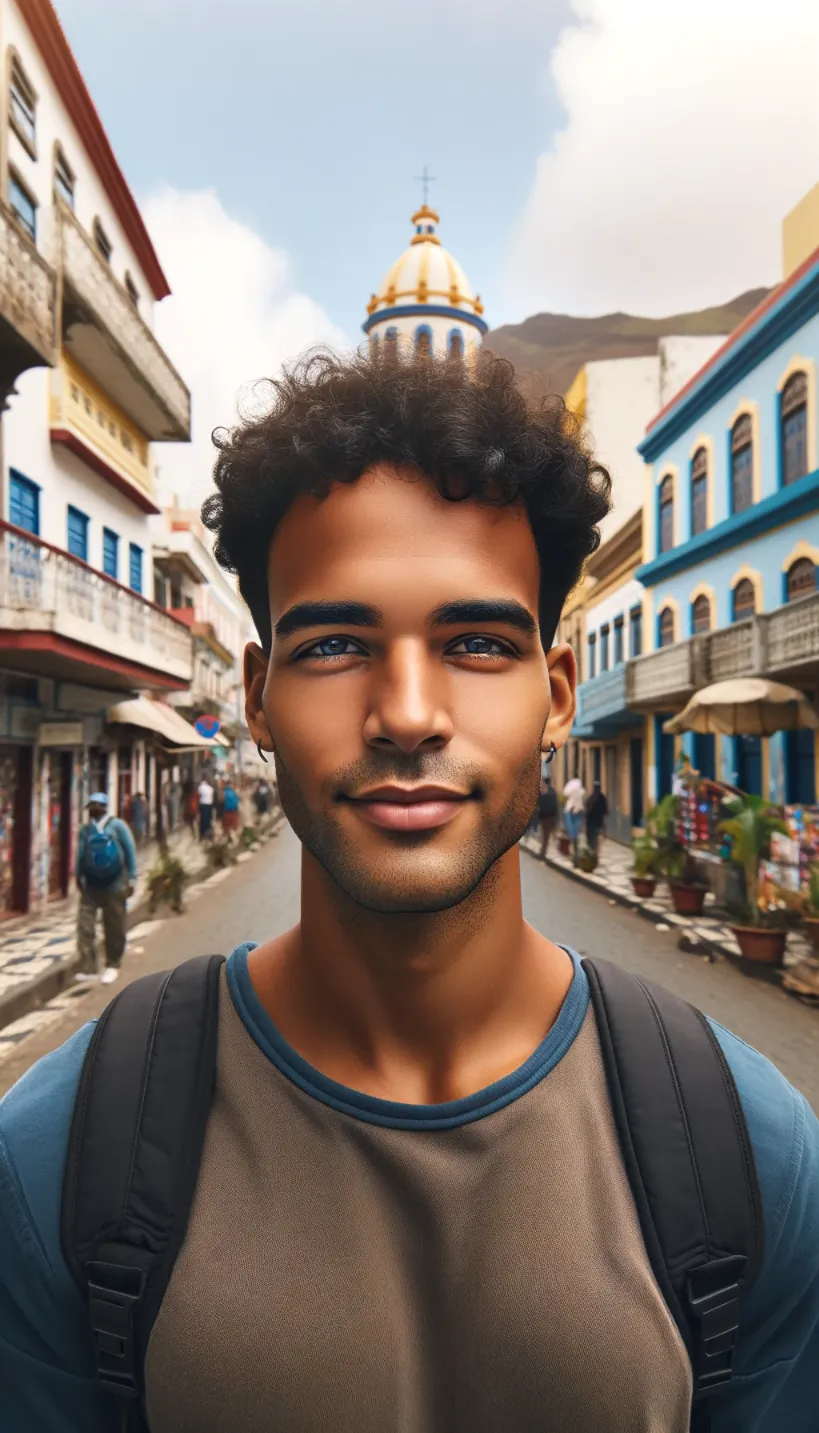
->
[299, 637, 362, 660]
[452, 636, 510, 656]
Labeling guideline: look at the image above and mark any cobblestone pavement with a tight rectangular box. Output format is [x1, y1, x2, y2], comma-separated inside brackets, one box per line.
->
[2, 826, 817, 1111]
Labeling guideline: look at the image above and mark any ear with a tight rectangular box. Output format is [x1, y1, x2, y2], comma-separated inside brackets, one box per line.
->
[244, 642, 274, 753]
[542, 642, 576, 755]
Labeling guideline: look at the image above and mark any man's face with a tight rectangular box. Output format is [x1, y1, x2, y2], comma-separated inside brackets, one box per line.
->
[88, 804, 106, 821]
[246, 467, 575, 914]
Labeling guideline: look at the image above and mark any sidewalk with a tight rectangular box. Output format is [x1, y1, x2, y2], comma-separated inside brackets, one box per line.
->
[0, 807, 282, 1035]
[520, 831, 819, 1005]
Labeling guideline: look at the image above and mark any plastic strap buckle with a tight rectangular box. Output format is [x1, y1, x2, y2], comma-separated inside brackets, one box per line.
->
[686, 1272, 742, 1397]
[87, 1262, 146, 1397]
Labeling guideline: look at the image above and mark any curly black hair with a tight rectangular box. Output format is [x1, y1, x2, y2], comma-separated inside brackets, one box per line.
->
[202, 348, 611, 652]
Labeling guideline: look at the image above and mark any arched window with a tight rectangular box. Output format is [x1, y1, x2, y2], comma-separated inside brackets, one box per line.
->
[730, 415, 754, 514]
[448, 329, 464, 361]
[781, 372, 808, 486]
[690, 448, 708, 536]
[415, 325, 432, 358]
[659, 474, 674, 553]
[659, 606, 675, 648]
[384, 327, 399, 358]
[786, 557, 816, 603]
[691, 594, 711, 635]
[732, 578, 756, 621]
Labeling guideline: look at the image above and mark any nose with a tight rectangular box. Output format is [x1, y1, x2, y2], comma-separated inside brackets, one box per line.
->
[362, 638, 454, 754]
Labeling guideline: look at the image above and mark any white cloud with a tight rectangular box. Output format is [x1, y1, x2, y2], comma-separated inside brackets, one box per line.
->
[143, 186, 348, 509]
[505, 0, 819, 317]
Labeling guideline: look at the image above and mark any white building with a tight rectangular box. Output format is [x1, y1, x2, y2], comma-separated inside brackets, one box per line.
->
[566, 337, 728, 544]
[363, 205, 486, 360]
[0, 0, 194, 911]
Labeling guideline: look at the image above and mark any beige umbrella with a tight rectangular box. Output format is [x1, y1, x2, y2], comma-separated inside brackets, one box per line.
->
[663, 678, 819, 737]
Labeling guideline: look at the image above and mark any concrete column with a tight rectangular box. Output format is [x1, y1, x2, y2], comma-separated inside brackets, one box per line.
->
[108, 749, 119, 817]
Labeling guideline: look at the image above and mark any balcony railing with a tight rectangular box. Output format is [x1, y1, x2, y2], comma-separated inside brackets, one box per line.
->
[624, 592, 819, 712]
[60, 208, 190, 441]
[0, 524, 193, 686]
[575, 664, 643, 735]
[0, 202, 57, 400]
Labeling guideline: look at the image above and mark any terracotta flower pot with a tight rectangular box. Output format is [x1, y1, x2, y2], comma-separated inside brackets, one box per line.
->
[557, 835, 572, 857]
[631, 876, 657, 899]
[802, 916, 819, 957]
[669, 882, 707, 917]
[731, 926, 786, 965]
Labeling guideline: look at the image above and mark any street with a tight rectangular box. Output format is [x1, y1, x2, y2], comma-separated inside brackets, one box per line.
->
[2, 824, 817, 1109]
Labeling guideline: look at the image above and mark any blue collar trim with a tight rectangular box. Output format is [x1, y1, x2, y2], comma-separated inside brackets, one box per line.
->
[226, 942, 589, 1130]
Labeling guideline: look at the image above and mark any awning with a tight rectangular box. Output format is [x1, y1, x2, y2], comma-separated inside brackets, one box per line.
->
[214, 732, 232, 748]
[107, 697, 219, 750]
[662, 679, 819, 737]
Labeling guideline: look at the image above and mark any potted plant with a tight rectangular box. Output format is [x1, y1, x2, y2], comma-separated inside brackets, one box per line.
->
[630, 836, 658, 899]
[146, 850, 188, 914]
[574, 841, 599, 874]
[209, 836, 237, 870]
[648, 795, 708, 917]
[718, 795, 789, 964]
[557, 830, 572, 858]
[801, 866, 819, 956]
[240, 824, 260, 852]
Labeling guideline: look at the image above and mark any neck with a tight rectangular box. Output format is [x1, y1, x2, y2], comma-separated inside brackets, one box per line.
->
[247, 845, 573, 1104]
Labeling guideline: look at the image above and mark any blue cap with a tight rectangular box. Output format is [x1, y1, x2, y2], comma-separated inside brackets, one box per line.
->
[87, 792, 109, 807]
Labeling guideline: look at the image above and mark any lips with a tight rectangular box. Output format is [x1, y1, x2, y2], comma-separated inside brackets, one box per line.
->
[344, 785, 472, 832]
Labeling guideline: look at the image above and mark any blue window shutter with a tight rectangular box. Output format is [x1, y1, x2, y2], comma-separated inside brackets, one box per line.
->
[67, 506, 89, 562]
[129, 543, 143, 593]
[103, 528, 119, 579]
[9, 471, 40, 534]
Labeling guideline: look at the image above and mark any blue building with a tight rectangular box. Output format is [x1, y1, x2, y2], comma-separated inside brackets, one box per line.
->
[630, 185, 819, 808]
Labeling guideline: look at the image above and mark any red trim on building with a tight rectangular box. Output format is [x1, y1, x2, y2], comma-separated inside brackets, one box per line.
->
[50, 429, 161, 515]
[646, 243, 819, 436]
[0, 631, 189, 690]
[17, 0, 171, 301]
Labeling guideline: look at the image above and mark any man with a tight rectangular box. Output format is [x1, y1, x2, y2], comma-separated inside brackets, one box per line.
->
[562, 771, 586, 850]
[129, 790, 148, 845]
[537, 773, 558, 856]
[74, 792, 137, 987]
[197, 773, 215, 840]
[0, 352, 816, 1431]
[585, 779, 608, 854]
[221, 776, 240, 841]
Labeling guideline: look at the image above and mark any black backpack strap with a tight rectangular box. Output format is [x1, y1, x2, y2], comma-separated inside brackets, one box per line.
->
[581, 958, 765, 1432]
[61, 953, 225, 1421]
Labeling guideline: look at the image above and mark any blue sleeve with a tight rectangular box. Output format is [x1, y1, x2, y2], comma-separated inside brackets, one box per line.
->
[706, 1019, 819, 1433]
[112, 819, 137, 879]
[0, 1025, 119, 1432]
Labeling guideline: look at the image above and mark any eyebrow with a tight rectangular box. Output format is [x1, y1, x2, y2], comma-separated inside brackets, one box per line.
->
[274, 597, 538, 640]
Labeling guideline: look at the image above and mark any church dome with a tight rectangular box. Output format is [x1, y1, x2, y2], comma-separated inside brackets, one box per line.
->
[363, 206, 487, 360]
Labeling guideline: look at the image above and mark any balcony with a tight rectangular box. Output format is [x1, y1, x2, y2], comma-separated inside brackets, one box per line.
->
[0, 524, 193, 692]
[0, 202, 57, 405]
[49, 355, 160, 514]
[625, 591, 819, 713]
[59, 208, 190, 441]
[574, 665, 643, 738]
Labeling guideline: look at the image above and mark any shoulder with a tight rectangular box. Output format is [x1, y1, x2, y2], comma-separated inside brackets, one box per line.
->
[0, 1024, 98, 1366]
[706, 1018, 819, 1385]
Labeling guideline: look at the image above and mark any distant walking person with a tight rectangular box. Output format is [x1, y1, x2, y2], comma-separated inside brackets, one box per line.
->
[562, 774, 586, 850]
[75, 793, 137, 988]
[537, 776, 558, 857]
[183, 778, 198, 837]
[197, 776, 215, 840]
[129, 791, 147, 846]
[585, 780, 609, 854]
[221, 778, 240, 841]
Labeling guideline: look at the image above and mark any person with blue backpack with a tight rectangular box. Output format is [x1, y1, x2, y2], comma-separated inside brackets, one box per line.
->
[75, 791, 137, 988]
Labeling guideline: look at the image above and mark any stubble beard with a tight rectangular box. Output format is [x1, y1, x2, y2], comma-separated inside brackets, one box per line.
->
[273, 746, 543, 915]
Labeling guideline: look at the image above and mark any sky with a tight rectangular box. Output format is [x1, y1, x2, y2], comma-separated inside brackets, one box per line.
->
[53, 0, 819, 505]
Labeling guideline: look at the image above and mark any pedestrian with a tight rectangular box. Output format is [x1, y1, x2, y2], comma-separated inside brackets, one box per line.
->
[562, 772, 586, 849]
[252, 779, 271, 821]
[197, 774, 214, 840]
[221, 778, 240, 841]
[537, 775, 558, 857]
[2, 352, 816, 1431]
[73, 792, 137, 988]
[182, 777, 198, 837]
[128, 790, 147, 846]
[585, 780, 608, 854]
